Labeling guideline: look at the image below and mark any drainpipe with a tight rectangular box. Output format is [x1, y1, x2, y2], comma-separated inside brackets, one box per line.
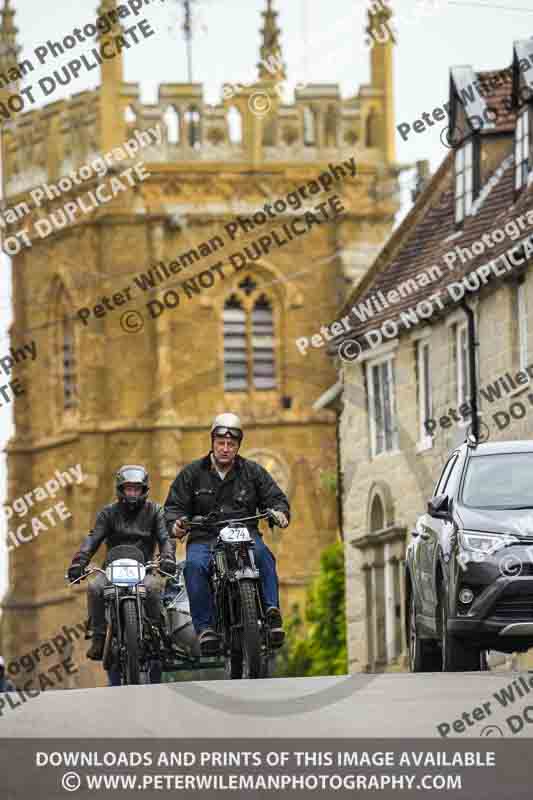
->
[461, 299, 479, 441]
[335, 402, 344, 541]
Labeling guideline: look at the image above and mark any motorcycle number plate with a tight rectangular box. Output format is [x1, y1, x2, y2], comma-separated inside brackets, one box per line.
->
[220, 526, 251, 543]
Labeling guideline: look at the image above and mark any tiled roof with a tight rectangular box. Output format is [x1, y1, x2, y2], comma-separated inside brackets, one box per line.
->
[332, 66, 531, 352]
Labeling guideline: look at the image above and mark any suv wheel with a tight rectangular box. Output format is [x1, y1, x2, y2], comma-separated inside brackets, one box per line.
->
[439, 587, 480, 672]
[409, 592, 441, 672]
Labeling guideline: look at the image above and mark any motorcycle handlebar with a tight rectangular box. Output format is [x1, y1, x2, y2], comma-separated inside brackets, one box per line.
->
[65, 558, 175, 586]
[183, 511, 273, 530]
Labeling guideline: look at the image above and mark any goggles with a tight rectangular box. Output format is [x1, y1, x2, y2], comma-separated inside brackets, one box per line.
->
[118, 467, 146, 484]
[212, 427, 242, 440]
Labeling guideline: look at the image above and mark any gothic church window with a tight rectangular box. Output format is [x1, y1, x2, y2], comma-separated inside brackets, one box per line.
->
[185, 106, 201, 148]
[303, 106, 316, 146]
[515, 106, 531, 192]
[164, 105, 180, 144]
[223, 277, 277, 392]
[227, 106, 243, 144]
[54, 283, 78, 412]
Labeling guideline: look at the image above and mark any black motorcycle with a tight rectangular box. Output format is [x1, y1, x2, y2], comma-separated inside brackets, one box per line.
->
[67, 544, 175, 686]
[183, 511, 278, 680]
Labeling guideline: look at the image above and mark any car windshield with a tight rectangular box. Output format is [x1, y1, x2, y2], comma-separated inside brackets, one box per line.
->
[461, 452, 533, 508]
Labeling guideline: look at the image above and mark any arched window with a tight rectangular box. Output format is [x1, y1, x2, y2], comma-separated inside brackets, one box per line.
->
[185, 106, 201, 148]
[54, 282, 78, 413]
[303, 106, 316, 146]
[223, 277, 277, 392]
[370, 493, 385, 533]
[164, 105, 180, 144]
[366, 109, 380, 148]
[325, 104, 338, 147]
[226, 106, 243, 144]
[124, 105, 136, 125]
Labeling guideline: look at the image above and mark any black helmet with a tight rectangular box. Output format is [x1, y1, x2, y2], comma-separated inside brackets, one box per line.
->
[116, 465, 149, 510]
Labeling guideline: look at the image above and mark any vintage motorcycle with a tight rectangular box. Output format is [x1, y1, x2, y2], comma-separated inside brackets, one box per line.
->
[182, 511, 279, 679]
[67, 544, 177, 686]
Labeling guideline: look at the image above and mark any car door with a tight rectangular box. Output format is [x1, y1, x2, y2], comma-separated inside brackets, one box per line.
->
[417, 452, 459, 621]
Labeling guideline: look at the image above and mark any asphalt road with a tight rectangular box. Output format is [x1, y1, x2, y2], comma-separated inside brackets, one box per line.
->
[3, 672, 533, 738]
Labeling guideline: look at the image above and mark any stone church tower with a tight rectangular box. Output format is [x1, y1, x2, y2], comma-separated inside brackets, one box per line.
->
[0, 0, 399, 687]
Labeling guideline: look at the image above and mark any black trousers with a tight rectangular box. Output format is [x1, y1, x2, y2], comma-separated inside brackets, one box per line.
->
[87, 573, 161, 635]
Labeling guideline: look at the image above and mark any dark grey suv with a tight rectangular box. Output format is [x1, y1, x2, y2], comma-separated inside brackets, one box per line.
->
[406, 439, 533, 672]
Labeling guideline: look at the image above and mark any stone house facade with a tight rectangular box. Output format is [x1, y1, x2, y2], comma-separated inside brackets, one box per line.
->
[330, 38, 533, 672]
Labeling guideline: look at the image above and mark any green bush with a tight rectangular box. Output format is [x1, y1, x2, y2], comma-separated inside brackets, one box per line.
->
[274, 540, 347, 677]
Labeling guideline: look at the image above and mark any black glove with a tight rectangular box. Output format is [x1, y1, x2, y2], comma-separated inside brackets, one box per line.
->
[160, 558, 177, 576]
[67, 559, 87, 582]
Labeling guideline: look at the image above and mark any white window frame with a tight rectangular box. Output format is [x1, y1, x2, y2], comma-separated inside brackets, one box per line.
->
[417, 339, 433, 451]
[455, 139, 473, 224]
[518, 281, 528, 372]
[515, 107, 530, 192]
[366, 355, 398, 459]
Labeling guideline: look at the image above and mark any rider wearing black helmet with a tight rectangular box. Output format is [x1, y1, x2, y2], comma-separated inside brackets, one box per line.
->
[67, 465, 176, 660]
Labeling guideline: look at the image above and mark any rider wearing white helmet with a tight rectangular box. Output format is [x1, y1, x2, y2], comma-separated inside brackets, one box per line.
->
[164, 413, 290, 655]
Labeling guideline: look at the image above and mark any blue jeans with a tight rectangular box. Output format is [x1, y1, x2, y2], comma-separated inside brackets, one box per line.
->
[184, 534, 279, 633]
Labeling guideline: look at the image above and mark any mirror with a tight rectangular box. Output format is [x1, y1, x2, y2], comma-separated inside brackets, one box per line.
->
[427, 494, 450, 518]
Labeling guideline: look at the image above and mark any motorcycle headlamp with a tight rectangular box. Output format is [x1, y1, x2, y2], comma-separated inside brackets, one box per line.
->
[458, 530, 520, 555]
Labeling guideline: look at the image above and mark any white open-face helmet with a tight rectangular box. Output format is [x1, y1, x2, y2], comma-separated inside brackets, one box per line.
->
[0, 656, 5, 669]
[210, 413, 243, 443]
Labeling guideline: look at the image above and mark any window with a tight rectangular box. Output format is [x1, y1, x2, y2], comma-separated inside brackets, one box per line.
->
[455, 140, 473, 224]
[367, 357, 397, 457]
[185, 106, 201, 148]
[416, 339, 432, 446]
[303, 106, 316, 146]
[124, 105, 136, 125]
[54, 282, 78, 414]
[517, 281, 528, 371]
[226, 106, 243, 144]
[223, 277, 277, 393]
[370, 494, 385, 532]
[455, 322, 470, 407]
[163, 105, 180, 144]
[515, 107, 530, 192]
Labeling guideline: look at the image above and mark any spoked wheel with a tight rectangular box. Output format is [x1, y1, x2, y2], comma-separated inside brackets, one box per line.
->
[439, 588, 480, 672]
[239, 580, 262, 679]
[122, 600, 141, 685]
[408, 592, 441, 672]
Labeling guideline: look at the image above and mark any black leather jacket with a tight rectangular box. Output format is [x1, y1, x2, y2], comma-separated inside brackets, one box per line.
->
[164, 452, 290, 542]
[72, 500, 175, 566]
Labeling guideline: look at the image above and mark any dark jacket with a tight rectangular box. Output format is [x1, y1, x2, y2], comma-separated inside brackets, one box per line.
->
[72, 500, 175, 566]
[0, 674, 15, 692]
[164, 452, 290, 542]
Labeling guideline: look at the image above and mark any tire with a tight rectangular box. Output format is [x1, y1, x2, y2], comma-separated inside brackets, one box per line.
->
[408, 591, 441, 672]
[224, 650, 243, 680]
[439, 588, 480, 672]
[122, 600, 141, 685]
[239, 580, 262, 679]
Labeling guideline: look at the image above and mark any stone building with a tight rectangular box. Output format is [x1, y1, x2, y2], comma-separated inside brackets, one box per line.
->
[0, 0, 399, 688]
[331, 38, 533, 672]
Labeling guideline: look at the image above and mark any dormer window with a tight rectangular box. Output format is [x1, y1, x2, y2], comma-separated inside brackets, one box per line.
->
[455, 139, 474, 225]
[515, 106, 530, 191]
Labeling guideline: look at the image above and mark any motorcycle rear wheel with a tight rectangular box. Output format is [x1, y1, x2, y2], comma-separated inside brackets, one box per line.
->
[122, 600, 141, 685]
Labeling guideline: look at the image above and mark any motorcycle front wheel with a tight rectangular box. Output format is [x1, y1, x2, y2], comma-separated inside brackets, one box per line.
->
[239, 580, 262, 679]
[122, 599, 141, 685]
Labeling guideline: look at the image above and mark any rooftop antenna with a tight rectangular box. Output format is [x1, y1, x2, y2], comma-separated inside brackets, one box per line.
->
[182, 0, 193, 83]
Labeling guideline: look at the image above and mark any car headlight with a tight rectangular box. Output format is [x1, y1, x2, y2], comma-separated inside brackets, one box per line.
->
[458, 530, 520, 555]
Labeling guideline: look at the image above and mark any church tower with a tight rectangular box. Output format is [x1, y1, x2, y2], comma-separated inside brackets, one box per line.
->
[0, 0, 399, 687]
